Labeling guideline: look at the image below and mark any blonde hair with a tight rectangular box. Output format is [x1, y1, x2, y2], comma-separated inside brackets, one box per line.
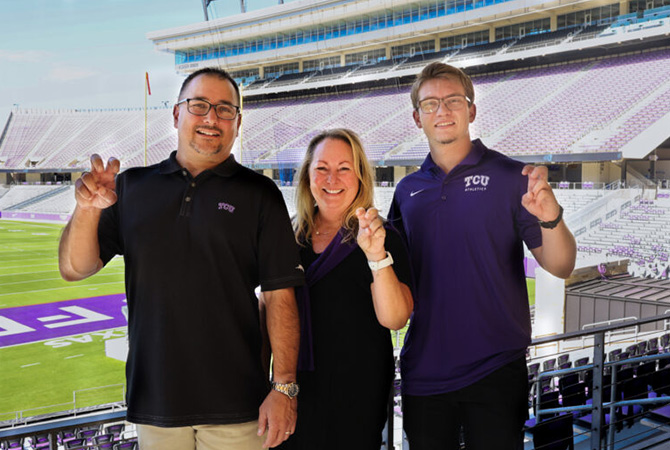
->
[410, 62, 475, 110]
[295, 129, 375, 244]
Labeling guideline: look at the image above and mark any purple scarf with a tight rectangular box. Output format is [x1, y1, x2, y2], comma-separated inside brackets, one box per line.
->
[296, 229, 358, 371]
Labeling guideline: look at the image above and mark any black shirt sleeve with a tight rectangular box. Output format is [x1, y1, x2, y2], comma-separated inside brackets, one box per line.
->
[258, 181, 305, 291]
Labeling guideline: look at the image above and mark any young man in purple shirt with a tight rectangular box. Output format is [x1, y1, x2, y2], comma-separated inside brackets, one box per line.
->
[388, 62, 576, 449]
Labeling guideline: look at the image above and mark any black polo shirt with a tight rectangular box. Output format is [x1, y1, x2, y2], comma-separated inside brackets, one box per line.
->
[98, 152, 304, 427]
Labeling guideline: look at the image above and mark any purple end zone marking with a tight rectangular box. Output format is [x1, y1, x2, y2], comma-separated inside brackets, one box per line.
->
[0, 294, 128, 347]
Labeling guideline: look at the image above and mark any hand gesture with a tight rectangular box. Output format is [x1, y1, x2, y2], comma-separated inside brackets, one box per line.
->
[356, 207, 386, 261]
[257, 390, 297, 448]
[75, 154, 120, 211]
[521, 165, 560, 223]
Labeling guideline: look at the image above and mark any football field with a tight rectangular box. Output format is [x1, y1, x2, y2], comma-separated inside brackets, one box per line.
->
[0, 219, 126, 421]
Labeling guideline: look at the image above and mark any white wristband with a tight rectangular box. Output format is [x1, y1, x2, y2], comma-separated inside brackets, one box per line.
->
[368, 251, 394, 272]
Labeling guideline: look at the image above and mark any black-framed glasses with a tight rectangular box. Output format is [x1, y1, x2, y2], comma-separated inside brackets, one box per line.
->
[417, 95, 472, 114]
[176, 98, 240, 120]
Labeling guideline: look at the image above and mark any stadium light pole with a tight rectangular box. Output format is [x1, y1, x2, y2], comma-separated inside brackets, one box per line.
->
[202, 0, 247, 19]
[201, 0, 209, 20]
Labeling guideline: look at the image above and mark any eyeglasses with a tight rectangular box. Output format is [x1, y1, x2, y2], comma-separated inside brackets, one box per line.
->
[176, 98, 240, 120]
[417, 95, 471, 114]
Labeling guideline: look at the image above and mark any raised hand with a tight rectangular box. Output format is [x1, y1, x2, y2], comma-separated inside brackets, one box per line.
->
[75, 154, 120, 210]
[521, 165, 560, 223]
[356, 207, 386, 261]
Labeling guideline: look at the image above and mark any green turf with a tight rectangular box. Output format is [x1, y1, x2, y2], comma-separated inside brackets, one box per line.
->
[527, 278, 536, 306]
[0, 220, 126, 418]
[0, 329, 127, 420]
[0, 221, 125, 309]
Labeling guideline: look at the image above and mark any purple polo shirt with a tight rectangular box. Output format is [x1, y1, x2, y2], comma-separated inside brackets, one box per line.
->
[388, 139, 542, 396]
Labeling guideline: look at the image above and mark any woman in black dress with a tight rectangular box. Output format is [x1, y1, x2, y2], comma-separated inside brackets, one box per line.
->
[279, 128, 413, 450]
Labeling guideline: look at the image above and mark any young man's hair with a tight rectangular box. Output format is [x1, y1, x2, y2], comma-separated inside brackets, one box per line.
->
[410, 62, 475, 109]
[178, 67, 241, 105]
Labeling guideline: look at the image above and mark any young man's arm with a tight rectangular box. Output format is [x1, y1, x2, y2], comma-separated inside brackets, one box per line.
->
[522, 165, 577, 279]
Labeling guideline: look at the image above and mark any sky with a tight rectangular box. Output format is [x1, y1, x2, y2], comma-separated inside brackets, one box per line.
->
[0, 0, 292, 123]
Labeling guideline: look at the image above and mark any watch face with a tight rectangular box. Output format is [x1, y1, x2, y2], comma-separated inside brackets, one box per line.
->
[287, 383, 300, 397]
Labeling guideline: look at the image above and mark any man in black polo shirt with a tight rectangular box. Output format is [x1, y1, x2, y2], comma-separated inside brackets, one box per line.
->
[59, 68, 304, 450]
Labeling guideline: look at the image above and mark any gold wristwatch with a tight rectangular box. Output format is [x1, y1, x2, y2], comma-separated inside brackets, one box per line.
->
[272, 381, 300, 399]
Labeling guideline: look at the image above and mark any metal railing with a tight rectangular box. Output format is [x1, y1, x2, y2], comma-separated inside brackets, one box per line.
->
[531, 312, 670, 450]
[580, 316, 640, 348]
[0, 384, 125, 426]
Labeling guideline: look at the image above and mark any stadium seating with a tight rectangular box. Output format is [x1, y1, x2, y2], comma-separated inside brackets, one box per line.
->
[532, 413, 575, 450]
[103, 424, 125, 441]
[574, 193, 670, 279]
[112, 441, 138, 450]
[0, 422, 134, 450]
[1, 49, 669, 170]
[65, 438, 86, 449]
[0, 185, 64, 210]
[0, 438, 22, 449]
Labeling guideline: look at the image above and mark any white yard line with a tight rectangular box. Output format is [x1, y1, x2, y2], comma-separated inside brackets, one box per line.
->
[0, 263, 57, 271]
[0, 326, 128, 350]
[0, 260, 123, 271]
[20, 362, 41, 368]
[0, 272, 124, 286]
[0, 281, 124, 297]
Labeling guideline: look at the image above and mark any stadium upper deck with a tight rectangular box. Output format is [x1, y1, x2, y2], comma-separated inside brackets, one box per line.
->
[147, 0, 670, 88]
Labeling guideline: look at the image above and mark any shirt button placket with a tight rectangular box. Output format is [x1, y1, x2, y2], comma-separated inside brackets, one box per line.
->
[180, 171, 195, 217]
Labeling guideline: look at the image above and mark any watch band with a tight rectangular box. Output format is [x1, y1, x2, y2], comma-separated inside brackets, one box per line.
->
[368, 251, 394, 272]
[539, 205, 564, 229]
[272, 381, 300, 399]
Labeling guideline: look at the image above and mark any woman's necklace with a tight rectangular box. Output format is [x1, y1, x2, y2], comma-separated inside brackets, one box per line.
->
[314, 218, 339, 237]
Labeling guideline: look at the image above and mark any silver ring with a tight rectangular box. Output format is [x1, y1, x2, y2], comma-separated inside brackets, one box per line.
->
[285, 432, 291, 435]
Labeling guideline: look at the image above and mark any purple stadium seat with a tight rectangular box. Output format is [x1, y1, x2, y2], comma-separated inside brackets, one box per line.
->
[65, 438, 87, 449]
[532, 413, 574, 450]
[94, 433, 114, 445]
[113, 440, 138, 450]
[103, 423, 124, 441]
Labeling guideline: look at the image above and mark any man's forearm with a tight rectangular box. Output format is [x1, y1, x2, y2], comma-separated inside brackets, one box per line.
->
[262, 287, 300, 382]
[59, 206, 104, 282]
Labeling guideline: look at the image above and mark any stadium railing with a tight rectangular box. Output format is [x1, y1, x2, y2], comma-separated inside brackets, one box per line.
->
[5, 315, 670, 449]
[529, 313, 670, 449]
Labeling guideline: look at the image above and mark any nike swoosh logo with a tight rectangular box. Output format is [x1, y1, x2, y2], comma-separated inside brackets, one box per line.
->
[410, 189, 426, 197]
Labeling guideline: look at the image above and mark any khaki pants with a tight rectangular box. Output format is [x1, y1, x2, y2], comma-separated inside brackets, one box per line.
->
[137, 421, 265, 450]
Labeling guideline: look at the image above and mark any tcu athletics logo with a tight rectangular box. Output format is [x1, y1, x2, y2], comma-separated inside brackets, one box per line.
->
[463, 175, 490, 192]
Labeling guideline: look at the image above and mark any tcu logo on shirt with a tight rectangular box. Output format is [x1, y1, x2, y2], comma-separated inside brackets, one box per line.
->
[463, 175, 490, 192]
[218, 202, 236, 213]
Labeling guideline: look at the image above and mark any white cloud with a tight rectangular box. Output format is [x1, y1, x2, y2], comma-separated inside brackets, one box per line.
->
[48, 64, 98, 82]
[0, 49, 52, 63]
